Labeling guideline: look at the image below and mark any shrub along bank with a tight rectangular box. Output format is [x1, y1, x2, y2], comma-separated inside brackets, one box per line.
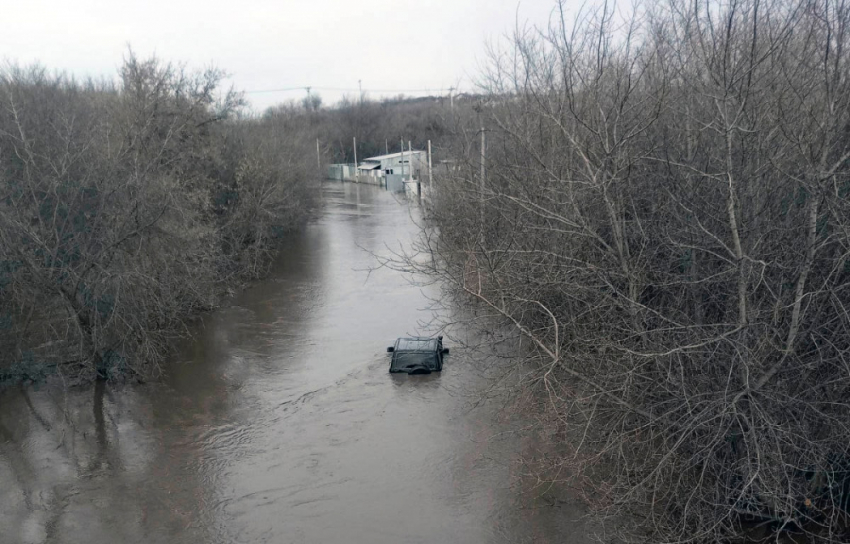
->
[0, 52, 316, 385]
[416, 1, 850, 541]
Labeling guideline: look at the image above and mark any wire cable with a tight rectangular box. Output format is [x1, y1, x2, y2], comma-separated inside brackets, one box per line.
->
[245, 85, 459, 95]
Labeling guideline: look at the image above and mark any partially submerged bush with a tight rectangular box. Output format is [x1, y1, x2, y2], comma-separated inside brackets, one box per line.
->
[0, 51, 315, 385]
[414, 1, 850, 541]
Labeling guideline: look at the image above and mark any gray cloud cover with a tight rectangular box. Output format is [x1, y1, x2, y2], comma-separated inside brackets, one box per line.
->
[0, 0, 560, 111]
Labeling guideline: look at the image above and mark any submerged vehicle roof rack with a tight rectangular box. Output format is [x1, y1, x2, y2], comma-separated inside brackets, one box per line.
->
[387, 336, 449, 374]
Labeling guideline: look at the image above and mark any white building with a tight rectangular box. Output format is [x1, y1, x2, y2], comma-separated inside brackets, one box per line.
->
[358, 150, 428, 180]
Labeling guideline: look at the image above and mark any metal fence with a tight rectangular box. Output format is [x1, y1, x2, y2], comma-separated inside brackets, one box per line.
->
[327, 164, 356, 181]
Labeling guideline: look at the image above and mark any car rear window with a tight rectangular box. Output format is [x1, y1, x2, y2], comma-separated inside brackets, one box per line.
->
[390, 352, 439, 372]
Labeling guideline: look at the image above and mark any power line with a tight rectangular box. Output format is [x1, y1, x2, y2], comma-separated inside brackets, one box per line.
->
[244, 86, 310, 94]
[244, 85, 460, 95]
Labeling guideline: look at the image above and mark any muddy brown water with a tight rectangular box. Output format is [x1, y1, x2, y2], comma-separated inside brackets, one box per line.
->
[0, 182, 591, 544]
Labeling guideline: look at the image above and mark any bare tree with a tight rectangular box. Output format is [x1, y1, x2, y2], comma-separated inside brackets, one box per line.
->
[0, 51, 314, 385]
[404, 1, 850, 541]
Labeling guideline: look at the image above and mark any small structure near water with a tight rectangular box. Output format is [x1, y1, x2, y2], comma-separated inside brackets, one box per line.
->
[327, 150, 429, 194]
[358, 150, 427, 178]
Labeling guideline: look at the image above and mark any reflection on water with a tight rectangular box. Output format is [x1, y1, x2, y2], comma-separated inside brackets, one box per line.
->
[0, 182, 591, 544]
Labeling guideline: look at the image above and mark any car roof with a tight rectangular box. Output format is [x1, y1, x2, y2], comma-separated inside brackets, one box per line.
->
[395, 337, 438, 352]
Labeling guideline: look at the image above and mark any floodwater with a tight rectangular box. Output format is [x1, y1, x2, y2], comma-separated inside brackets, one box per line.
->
[0, 182, 590, 544]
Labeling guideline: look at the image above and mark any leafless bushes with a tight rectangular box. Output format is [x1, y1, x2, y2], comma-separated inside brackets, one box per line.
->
[421, 0, 850, 541]
[0, 52, 315, 384]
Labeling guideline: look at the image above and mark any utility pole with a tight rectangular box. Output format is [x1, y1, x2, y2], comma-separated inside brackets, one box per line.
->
[358, 80, 363, 104]
[353, 136, 358, 182]
[409, 140, 418, 197]
[316, 138, 321, 170]
[480, 127, 486, 244]
[385, 139, 388, 155]
[427, 140, 433, 196]
[448, 86, 456, 127]
[400, 139, 405, 180]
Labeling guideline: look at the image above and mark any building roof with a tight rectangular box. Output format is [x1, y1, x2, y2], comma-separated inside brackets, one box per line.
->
[363, 150, 425, 161]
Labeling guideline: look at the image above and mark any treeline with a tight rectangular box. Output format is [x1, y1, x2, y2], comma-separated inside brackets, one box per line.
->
[266, 89, 475, 165]
[409, 0, 850, 542]
[0, 52, 315, 384]
[316, 93, 454, 162]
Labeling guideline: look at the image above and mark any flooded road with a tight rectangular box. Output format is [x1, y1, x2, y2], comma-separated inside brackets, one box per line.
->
[0, 182, 589, 544]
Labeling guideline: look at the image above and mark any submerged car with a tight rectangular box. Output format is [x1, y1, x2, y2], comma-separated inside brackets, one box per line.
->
[387, 336, 449, 374]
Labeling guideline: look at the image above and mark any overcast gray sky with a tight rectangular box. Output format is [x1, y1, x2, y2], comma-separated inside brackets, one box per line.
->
[0, 0, 562, 112]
